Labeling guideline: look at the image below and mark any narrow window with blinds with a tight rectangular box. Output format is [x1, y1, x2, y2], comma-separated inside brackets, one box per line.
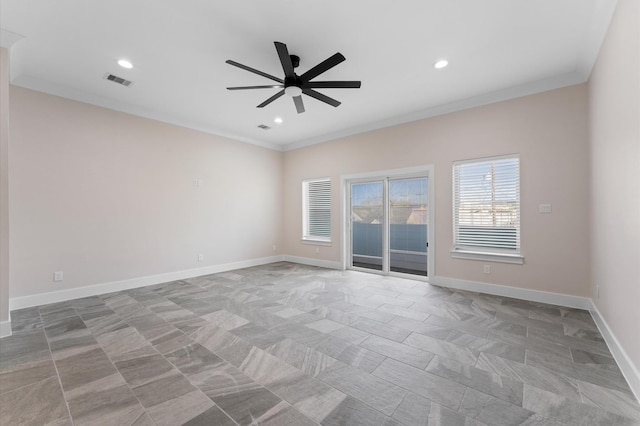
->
[302, 178, 331, 243]
[452, 155, 523, 263]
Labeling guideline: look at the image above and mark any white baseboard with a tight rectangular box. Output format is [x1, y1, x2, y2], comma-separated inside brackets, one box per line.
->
[431, 276, 592, 310]
[589, 302, 640, 403]
[0, 318, 11, 338]
[431, 275, 639, 403]
[282, 255, 343, 270]
[9, 256, 285, 311]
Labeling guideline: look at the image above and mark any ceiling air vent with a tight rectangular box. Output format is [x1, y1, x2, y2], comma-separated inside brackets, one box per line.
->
[104, 73, 134, 87]
[257, 124, 271, 130]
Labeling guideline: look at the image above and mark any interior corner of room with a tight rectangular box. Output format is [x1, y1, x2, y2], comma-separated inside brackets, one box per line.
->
[0, 0, 638, 411]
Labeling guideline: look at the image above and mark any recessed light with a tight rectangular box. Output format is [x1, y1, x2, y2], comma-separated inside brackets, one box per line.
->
[274, 117, 283, 124]
[117, 59, 133, 69]
[434, 59, 448, 69]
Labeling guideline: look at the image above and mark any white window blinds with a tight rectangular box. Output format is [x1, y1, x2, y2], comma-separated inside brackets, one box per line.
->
[303, 178, 331, 242]
[453, 156, 520, 253]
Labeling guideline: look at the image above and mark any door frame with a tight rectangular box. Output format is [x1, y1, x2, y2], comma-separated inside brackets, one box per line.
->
[340, 165, 435, 281]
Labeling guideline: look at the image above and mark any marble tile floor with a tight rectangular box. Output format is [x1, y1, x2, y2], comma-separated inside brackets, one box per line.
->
[1, 262, 639, 425]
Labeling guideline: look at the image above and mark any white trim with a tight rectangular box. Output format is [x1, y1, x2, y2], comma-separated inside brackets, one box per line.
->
[10, 76, 284, 152]
[589, 301, 640, 404]
[450, 250, 524, 264]
[1, 28, 24, 48]
[341, 165, 435, 279]
[283, 73, 586, 152]
[300, 239, 332, 247]
[282, 255, 342, 270]
[0, 317, 11, 338]
[9, 256, 284, 311]
[431, 276, 592, 310]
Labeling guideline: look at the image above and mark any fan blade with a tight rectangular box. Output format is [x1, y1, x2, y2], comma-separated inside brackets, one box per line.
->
[257, 90, 285, 108]
[293, 95, 305, 114]
[300, 53, 345, 82]
[226, 60, 284, 84]
[274, 42, 296, 80]
[227, 85, 284, 90]
[304, 81, 361, 89]
[302, 89, 341, 107]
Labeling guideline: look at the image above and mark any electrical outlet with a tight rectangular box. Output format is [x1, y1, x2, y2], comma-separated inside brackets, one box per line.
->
[198, 253, 204, 262]
[53, 271, 64, 282]
[272, 245, 277, 252]
[315, 247, 320, 254]
[483, 264, 491, 274]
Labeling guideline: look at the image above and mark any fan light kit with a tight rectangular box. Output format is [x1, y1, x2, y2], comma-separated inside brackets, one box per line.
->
[434, 59, 449, 69]
[117, 59, 133, 69]
[226, 41, 361, 114]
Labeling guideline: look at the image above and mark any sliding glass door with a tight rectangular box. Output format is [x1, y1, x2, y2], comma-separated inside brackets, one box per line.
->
[389, 177, 428, 276]
[351, 181, 384, 271]
[349, 175, 428, 277]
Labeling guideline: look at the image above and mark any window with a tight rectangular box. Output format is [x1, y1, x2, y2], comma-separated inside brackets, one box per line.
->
[302, 178, 331, 243]
[452, 155, 522, 263]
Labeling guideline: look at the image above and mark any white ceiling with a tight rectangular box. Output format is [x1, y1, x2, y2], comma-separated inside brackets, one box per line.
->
[0, 0, 617, 151]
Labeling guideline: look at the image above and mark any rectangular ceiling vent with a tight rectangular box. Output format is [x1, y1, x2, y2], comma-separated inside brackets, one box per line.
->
[104, 73, 134, 87]
[257, 124, 271, 130]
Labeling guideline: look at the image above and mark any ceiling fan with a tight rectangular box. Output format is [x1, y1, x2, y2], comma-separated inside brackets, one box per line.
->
[226, 41, 361, 114]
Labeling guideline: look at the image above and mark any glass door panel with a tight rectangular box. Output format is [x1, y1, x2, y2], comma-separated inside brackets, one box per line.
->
[351, 181, 384, 271]
[389, 177, 428, 276]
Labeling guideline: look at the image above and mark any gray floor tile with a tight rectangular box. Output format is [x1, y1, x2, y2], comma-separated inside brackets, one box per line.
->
[321, 364, 407, 416]
[0, 375, 70, 425]
[2, 263, 638, 426]
[335, 344, 387, 373]
[526, 350, 632, 394]
[9, 307, 43, 334]
[321, 395, 395, 426]
[55, 346, 118, 392]
[230, 322, 286, 349]
[0, 330, 51, 372]
[361, 335, 434, 369]
[115, 353, 175, 387]
[523, 384, 638, 425]
[388, 316, 452, 340]
[208, 384, 283, 425]
[475, 352, 581, 401]
[372, 358, 466, 411]
[145, 389, 216, 426]
[459, 387, 535, 426]
[351, 317, 412, 342]
[425, 355, 523, 405]
[0, 359, 57, 395]
[578, 380, 640, 421]
[164, 342, 225, 383]
[181, 405, 237, 426]
[445, 329, 525, 363]
[404, 332, 478, 365]
[66, 380, 147, 426]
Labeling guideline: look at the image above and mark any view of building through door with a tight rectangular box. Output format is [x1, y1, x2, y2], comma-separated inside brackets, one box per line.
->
[350, 176, 428, 277]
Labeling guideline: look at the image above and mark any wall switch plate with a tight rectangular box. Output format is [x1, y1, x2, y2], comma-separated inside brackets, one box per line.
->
[54, 271, 64, 282]
[272, 245, 277, 252]
[483, 264, 491, 274]
[198, 253, 204, 262]
[596, 285, 600, 299]
[539, 204, 552, 213]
